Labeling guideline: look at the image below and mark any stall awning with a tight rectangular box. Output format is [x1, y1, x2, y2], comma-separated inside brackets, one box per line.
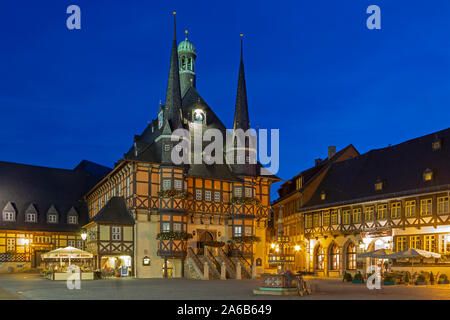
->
[41, 246, 93, 259]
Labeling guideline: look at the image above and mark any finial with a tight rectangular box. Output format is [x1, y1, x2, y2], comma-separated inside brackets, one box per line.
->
[173, 11, 176, 15]
[240, 33, 243, 38]
[159, 99, 162, 106]
[185, 29, 188, 40]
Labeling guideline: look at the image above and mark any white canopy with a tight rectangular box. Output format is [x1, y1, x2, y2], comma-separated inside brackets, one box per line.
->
[41, 246, 93, 259]
[358, 248, 394, 259]
[387, 248, 441, 259]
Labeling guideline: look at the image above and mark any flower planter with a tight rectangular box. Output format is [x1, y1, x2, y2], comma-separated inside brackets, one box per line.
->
[352, 279, 364, 284]
[438, 280, 449, 284]
[414, 281, 427, 286]
[383, 281, 396, 285]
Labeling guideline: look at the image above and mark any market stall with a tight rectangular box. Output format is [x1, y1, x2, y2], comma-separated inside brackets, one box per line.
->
[41, 246, 94, 280]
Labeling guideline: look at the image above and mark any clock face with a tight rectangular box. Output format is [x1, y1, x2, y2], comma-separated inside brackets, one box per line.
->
[193, 109, 205, 123]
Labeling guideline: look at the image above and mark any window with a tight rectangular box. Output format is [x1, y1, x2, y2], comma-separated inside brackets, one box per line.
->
[158, 110, 163, 129]
[112, 227, 121, 241]
[396, 236, 407, 251]
[164, 144, 171, 152]
[296, 177, 303, 190]
[118, 184, 122, 196]
[306, 215, 313, 228]
[323, 211, 330, 226]
[420, 199, 432, 216]
[331, 210, 338, 225]
[315, 245, 324, 270]
[244, 226, 252, 236]
[410, 236, 421, 249]
[162, 179, 171, 191]
[26, 213, 37, 223]
[365, 206, 374, 221]
[320, 191, 326, 200]
[3, 211, 14, 221]
[391, 202, 401, 218]
[245, 188, 252, 198]
[377, 204, 387, 219]
[196, 190, 202, 201]
[214, 191, 220, 202]
[68, 215, 78, 224]
[343, 210, 351, 224]
[174, 180, 183, 190]
[438, 197, 449, 215]
[162, 222, 171, 232]
[423, 169, 433, 182]
[77, 240, 84, 249]
[352, 208, 361, 223]
[432, 140, 441, 151]
[205, 191, 211, 202]
[439, 235, 450, 253]
[374, 181, 383, 191]
[313, 213, 321, 227]
[424, 235, 436, 252]
[7, 238, 15, 251]
[347, 243, 356, 270]
[233, 226, 242, 237]
[330, 243, 340, 270]
[68, 240, 76, 247]
[173, 223, 182, 232]
[126, 177, 130, 198]
[405, 200, 416, 217]
[234, 187, 242, 198]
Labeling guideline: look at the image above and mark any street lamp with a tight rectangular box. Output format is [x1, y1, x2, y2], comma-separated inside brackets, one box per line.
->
[80, 229, 87, 241]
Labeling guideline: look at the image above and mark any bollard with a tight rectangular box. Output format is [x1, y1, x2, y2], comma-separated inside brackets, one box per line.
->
[236, 261, 241, 280]
[251, 261, 257, 279]
[221, 262, 227, 280]
[203, 261, 209, 280]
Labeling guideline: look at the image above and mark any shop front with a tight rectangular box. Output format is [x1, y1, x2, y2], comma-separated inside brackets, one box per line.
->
[100, 255, 132, 278]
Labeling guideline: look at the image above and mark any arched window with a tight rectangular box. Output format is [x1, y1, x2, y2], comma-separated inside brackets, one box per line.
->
[346, 243, 356, 270]
[330, 243, 340, 270]
[315, 245, 324, 270]
[181, 57, 186, 70]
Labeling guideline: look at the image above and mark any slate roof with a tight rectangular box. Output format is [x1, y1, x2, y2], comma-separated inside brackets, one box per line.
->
[0, 160, 110, 232]
[91, 197, 135, 225]
[301, 128, 450, 211]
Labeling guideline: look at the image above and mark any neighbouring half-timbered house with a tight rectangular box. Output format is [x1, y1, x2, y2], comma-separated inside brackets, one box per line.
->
[0, 160, 110, 273]
[83, 14, 280, 279]
[273, 128, 450, 278]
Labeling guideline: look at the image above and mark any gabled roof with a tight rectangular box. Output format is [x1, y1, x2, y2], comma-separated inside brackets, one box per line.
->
[302, 127, 450, 210]
[91, 197, 135, 225]
[0, 160, 109, 232]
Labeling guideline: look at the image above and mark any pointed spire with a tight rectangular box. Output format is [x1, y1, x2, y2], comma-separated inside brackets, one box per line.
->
[233, 34, 250, 132]
[164, 11, 183, 129]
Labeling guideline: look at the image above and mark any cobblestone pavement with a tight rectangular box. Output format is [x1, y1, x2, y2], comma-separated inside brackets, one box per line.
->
[0, 273, 449, 300]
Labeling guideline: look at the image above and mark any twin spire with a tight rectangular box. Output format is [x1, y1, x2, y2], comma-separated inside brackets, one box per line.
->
[164, 13, 249, 132]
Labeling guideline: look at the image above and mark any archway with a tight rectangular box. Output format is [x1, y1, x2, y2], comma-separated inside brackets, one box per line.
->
[197, 231, 214, 255]
[314, 243, 325, 273]
[328, 242, 341, 271]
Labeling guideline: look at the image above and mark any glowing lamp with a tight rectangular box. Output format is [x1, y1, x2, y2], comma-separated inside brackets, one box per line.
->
[294, 245, 300, 251]
[81, 232, 87, 241]
[270, 243, 275, 249]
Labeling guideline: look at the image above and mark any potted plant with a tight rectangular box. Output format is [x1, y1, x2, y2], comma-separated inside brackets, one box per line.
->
[438, 274, 449, 284]
[404, 272, 410, 286]
[430, 272, 435, 285]
[343, 272, 352, 282]
[383, 274, 396, 285]
[352, 272, 364, 284]
[415, 274, 427, 285]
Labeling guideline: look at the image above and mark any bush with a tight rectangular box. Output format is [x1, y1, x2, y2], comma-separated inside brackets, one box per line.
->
[430, 272, 435, 283]
[404, 272, 410, 283]
[439, 274, 448, 281]
[353, 272, 363, 281]
[343, 272, 352, 282]
[384, 274, 395, 282]
[416, 274, 426, 283]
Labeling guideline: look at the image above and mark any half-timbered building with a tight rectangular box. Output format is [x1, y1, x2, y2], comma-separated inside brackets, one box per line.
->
[272, 128, 450, 278]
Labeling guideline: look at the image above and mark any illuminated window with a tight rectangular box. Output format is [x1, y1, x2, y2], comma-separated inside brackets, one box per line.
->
[244, 226, 252, 236]
[365, 206, 374, 221]
[432, 140, 441, 151]
[377, 204, 387, 219]
[424, 235, 436, 252]
[112, 227, 121, 241]
[214, 191, 220, 202]
[162, 222, 171, 232]
[346, 243, 356, 270]
[196, 190, 202, 201]
[410, 236, 421, 249]
[68, 240, 75, 247]
[233, 226, 242, 237]
[330, 243, 340, 270]
[7, 238, 15, 251]
[391, 202, 401, 218]
[375, 181, 383, 191]
[306, 215, 313, 228]
[343, 210, 351, 224]
[438, 197, 449, 215]
[234, 187, 242, 197]
[245, 188, 253, 198]
[205, 191, 211, 202]
[320, 191, 326, 200]
[174, 180, 183, 190]
[420, 199, 432, 216]
[126, 177, 130, 198]
[315, 245, 324, 270]
[173, 223, 182, 232]
[162, 179, 171, 191]
[331, 210, 338, 225]
[352, 208, 361, 223]
[323, 211, 330, 226]
[296, 177, 303, 190]
[396, 236, 407, 251]
[405, 200, 416, 217]
[423, 169, 433, 182]
[439, 235, 450, 253]
[313, 213, 321, 227]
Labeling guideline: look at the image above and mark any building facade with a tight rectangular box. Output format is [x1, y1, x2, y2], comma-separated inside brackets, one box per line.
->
[272, 128, 450, 277]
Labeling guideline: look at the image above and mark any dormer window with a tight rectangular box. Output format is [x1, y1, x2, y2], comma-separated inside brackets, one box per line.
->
[296, 176, 303, 190]
[320, 191, 326, 200]
[375, 180, 384, 191]
[423, 168, 433, 182]
[432, 139, 441, 151]
[67, 207, 78, 225]
[25, 204, 38, 223]
[47, 205, 58, 224]
[2, 202, 16, 222]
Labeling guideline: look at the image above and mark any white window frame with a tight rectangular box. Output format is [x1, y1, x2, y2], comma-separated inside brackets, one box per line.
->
[7, 238, 15, 251]
[233, 226, 242, 237]
[173, 223, 182, 232]
[112, 226, 122, 241]
[174, 180, 183, 190]
[162, 179, 172, 191]
[205, 191, 211, 202]
[196, 190, 202, 201]
[438, 197, 449, 215]
[162, 222, 171, 232]
[420, 199, 432, 216]
[245, 188, 252, 198]
[68, 215, 78, 225]
[214, 191, 220, 202]
[3, 211, 14, 222]
[234, 187, 242, 198]
[26, 212, 37, 223]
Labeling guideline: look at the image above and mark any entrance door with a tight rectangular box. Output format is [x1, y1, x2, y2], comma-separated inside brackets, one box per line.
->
[32, 251, 45, 268]
[197, 231, 214, 255]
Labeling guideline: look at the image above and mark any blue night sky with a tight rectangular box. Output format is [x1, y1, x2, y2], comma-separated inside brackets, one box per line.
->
[0, 0, 449, 199]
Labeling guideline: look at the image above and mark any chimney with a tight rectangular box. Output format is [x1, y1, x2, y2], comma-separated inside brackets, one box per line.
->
[315, 158, 322, 166]
[328, 146, 336, 159]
